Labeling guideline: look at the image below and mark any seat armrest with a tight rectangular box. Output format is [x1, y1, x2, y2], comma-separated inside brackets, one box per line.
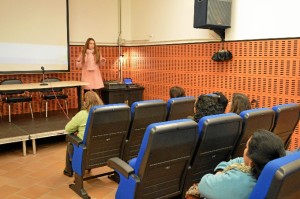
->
[66, 134, 83, 146]
[108, 157, 134, 178]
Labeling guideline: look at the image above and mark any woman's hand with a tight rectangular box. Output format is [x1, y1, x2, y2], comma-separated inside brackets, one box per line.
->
[101, 57, 106, 63]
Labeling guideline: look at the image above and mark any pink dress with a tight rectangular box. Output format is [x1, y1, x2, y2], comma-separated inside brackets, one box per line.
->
[76, 49, 104, 90]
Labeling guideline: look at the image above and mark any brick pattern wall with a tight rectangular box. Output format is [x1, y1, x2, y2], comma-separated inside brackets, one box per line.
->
[0, 39, 299, 149]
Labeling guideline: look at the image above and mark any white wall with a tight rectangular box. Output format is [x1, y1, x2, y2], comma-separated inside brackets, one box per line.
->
[68, 0, 300, 45]
[128, 0, 216, 45]
[226, 0, 300, 41]
[69, 0, 120, 45]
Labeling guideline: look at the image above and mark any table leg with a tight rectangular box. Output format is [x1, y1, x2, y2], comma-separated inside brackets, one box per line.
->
[77, 86, 82, 111]
[32, 139, 36, 155]
[22, 140, 26, 156]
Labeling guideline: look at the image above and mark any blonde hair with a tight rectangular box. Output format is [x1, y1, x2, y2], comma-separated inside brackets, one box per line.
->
[82, 91, 103, 112]
[81, 38, 101, 64]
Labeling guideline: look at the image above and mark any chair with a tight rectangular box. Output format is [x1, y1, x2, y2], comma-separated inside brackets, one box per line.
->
[166, 96, 196, 121]
[182, 113, 243, 194]
[249, 151, 300, 199]
[0, 79, 33, 122]
[122, 100, 167, 162]
[272, 103, 300, 147]
[108, 119, 198, 199]
[67, 104, 131, 199]
[40, 78, 68, 117]
[231, 108, 276, 158]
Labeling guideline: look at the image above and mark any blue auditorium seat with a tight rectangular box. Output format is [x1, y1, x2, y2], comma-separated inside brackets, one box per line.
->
[122, 100, 167, 161]
[231, 108, 276, 158]
[249, 152, 300, 199]
[166, 96, 196, 121]
[108, 119, 198, 199]
[272, 103, 300, 147]
[67, 104, 131, 199]
[182, 113, 243, 195]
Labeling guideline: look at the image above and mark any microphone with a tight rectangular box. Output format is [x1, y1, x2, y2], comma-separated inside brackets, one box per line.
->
[40, 66, 48, 86]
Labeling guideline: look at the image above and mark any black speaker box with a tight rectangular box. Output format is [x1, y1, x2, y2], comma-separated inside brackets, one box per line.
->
[194, 0, 232, 29]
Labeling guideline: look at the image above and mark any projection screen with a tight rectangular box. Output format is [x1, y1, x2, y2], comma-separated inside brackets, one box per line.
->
[0, 0, 69, 74]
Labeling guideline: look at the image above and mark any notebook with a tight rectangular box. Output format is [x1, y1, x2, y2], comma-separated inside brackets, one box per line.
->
[123, 78, 133, 85]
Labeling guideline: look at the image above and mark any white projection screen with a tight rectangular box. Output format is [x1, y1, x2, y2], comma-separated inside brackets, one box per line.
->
[0, 0, 69, 74]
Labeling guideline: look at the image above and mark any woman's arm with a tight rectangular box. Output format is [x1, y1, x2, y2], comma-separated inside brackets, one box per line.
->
[65, 111, 84, 133]
[75, 54, 82, 68]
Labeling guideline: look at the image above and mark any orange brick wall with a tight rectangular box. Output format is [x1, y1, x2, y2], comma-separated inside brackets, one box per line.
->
[0, 39, 299, 149]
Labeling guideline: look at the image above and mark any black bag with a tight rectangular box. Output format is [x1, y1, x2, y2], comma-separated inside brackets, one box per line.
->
[212, 50, 232, 62]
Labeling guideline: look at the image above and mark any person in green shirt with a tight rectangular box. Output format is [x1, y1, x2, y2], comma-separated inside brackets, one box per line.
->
[63, 91, 103, 177]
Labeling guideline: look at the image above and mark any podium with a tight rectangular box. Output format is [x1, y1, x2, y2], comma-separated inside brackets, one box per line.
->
[100, 86, 144, 106]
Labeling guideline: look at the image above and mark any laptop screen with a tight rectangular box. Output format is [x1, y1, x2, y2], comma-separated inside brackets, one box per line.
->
[123, 78, 133, 85]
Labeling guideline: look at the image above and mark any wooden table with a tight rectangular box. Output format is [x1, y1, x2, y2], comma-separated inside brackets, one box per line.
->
[0, 81, 89, 155]
[0, 81, 89, 111]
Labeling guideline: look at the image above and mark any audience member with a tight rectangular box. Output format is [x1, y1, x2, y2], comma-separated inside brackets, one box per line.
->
[213, 91, 229, 112]
[186, 129, 286, 199]
[191, 94, 224, 123]
[250, 99, 259, 109]
[169, 86, 186, 98]
[230, 93, 251, 114]
[63, 91, 103, 177]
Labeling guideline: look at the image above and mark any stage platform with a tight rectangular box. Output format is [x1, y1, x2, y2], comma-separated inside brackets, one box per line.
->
[0, 109, 77, 156]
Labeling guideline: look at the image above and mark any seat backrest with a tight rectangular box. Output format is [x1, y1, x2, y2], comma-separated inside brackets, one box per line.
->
[132, 119, 198, 199]
[122, 100, 167, 161]
[166, 96, 196, 121]
[231, 108, 276, 157]
[183, 113, 243, 193]
[82, 104, 131, 169]
[272, 103, 300, 146]
[0, 79, 24, 95]
[249, 152, 300, 199]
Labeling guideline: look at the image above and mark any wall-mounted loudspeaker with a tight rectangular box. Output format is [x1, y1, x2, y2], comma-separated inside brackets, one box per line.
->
[194, 0, 232, 29]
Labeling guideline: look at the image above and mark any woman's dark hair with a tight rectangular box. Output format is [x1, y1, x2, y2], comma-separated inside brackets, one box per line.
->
[169, 86, 186, 98]
[193, 94, 224, 122]
[230, 93, 251, 114]
[213, 92, 228, 112]
[247, 129, 286, 179]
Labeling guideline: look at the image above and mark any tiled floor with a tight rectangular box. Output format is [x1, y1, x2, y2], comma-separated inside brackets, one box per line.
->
[0, 137, 117, 199]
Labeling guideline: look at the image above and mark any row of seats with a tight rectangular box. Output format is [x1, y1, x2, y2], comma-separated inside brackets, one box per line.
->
[66, 102, 299, 198]
[0, 78, 68, 122]
[110, 118, 300, 199]
[124, 97, 195, 161]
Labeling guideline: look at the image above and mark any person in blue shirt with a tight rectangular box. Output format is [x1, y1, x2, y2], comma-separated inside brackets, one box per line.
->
[185, 129, 286, 199]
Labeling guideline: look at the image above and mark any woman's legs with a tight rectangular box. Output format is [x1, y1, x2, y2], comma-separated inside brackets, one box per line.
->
[64, 142, 74, 177]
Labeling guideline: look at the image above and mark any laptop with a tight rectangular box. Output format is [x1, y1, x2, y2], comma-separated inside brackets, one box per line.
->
[123, 78, 133, 85]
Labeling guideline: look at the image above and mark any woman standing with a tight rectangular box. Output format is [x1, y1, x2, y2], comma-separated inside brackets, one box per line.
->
[76, 38, 106, 95]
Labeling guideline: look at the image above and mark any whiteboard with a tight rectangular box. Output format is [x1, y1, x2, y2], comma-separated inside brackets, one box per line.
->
[0, 0, 69, 74]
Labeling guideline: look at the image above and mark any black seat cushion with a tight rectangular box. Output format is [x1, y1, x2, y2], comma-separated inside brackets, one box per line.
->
[5, 96, 33, 103]
[43, 94, 68, 100]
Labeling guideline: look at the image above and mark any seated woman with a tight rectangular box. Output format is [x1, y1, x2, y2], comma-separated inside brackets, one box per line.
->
[63, 91, 103, 177]
[169, 86, 186, 98]
[186, 129, 286, 199]
[226, 92, 251, 114]
[191, 94, 224, 123]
